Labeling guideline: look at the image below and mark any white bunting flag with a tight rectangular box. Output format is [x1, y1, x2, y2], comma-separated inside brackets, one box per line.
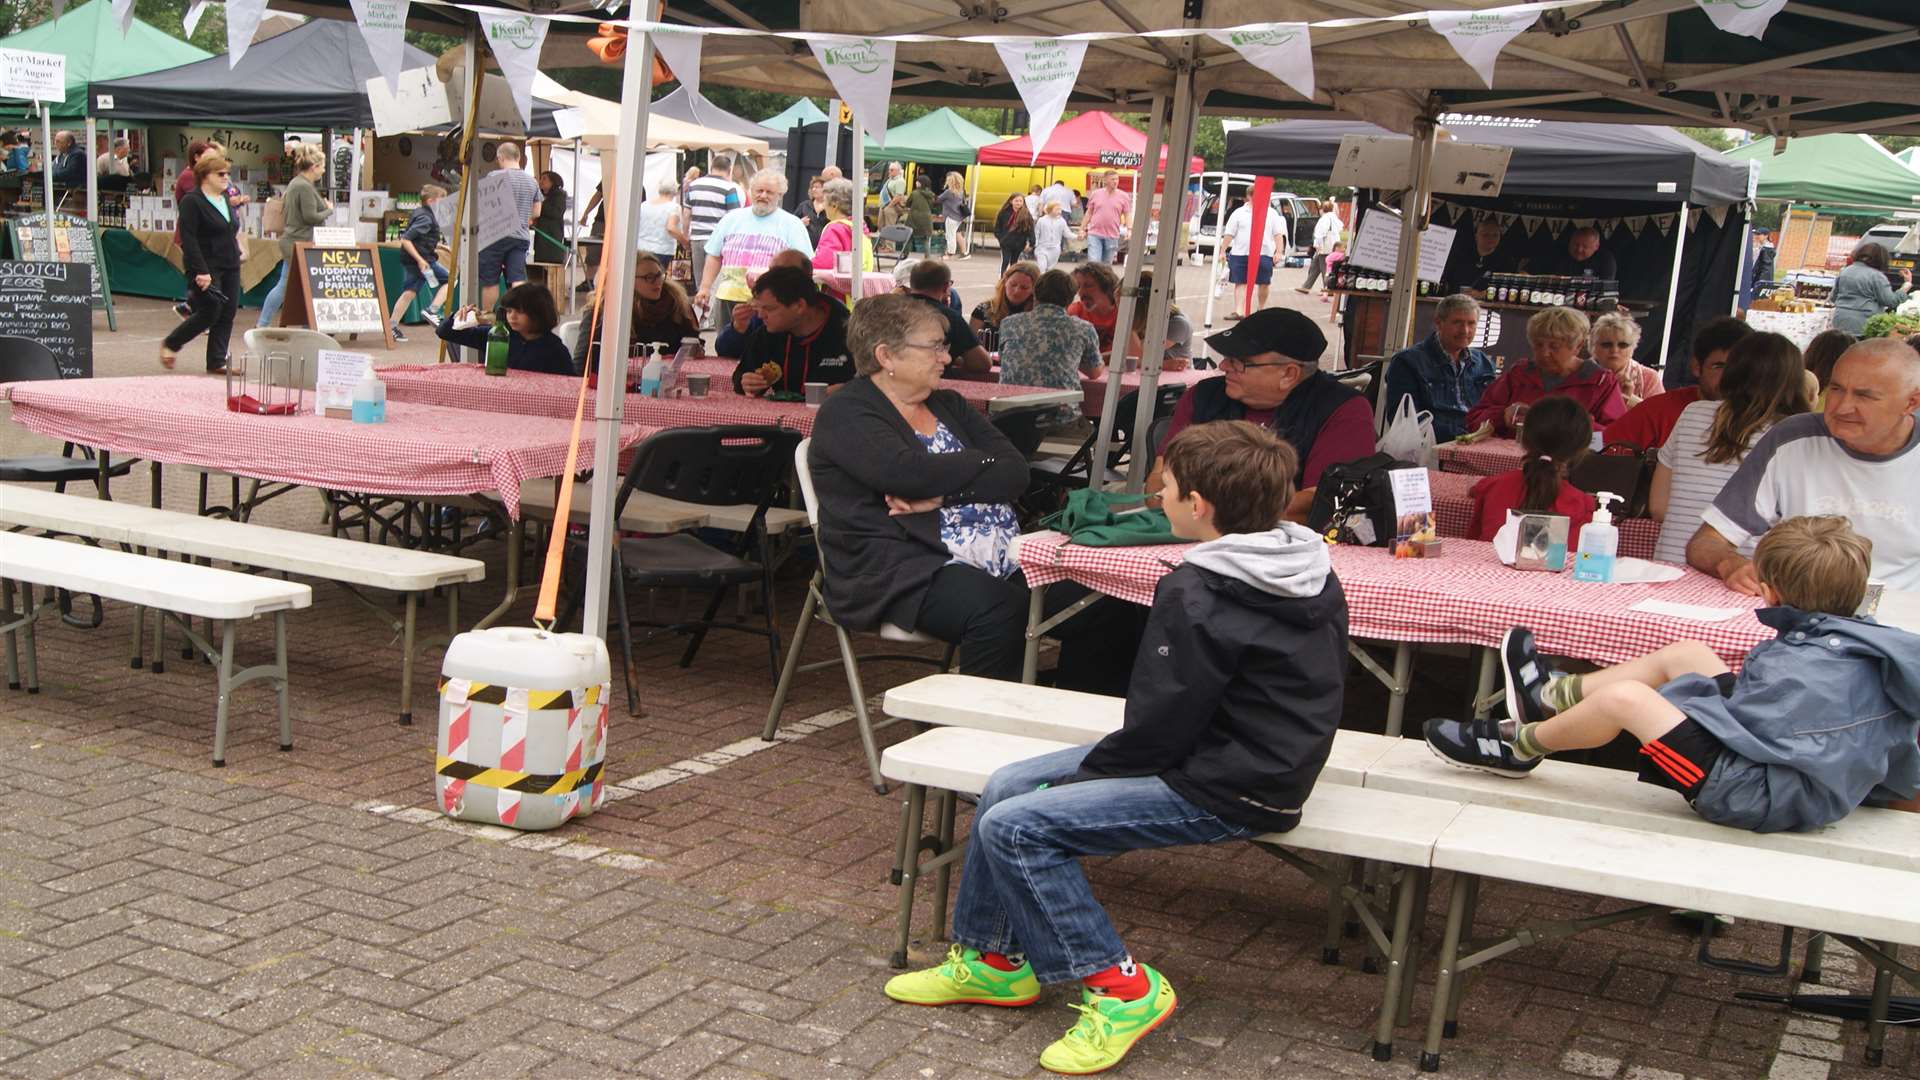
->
[1428, 8, 1536, 89]
[477, 11, 550, 131]
[1686, 208, 1703, 232]
[1694, 0, 1788, 39]
[994, 38, 1089, 165]
[183, 0, 209, 37]
[807, 37, 895, 145]
[1548, 217, 1567, 238]
[1521, 215, 1542, 237]
[1624, 215, 1647, 236]
[50, 0, 63, 23]
[650, 28, 704, 101]
[226, 0, 268, 68]
[349, 0, 412, 93]
[1207, 23, 1314, 102]
[1654, 213, 1675, 236]
[1706, 204, 1729, 228]
[111, 0, 134, 35]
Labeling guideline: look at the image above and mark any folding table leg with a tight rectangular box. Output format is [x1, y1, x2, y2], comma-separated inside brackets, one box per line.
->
[1472, 647, 1500, 719]
[3, 579, 19, 690]
[762, 584, 818, 742]
[1800, 933, 1827, 984]
[275, 611, 292, 752]
[1321, 855, 1349, 965]
[891, 783, 929, 968]
[1865, 940, 1896, 1066]
[1371, 864, 1424, 1062]
[212, 620, 236, 767]
[1020, 586, 1046, 684]
[398, 591, 420, 726]
[932, 790, 957, 942]
[1397, 868, 1433, 1028]
[19, 583, 39, 693]
[1445, 876, 1481, 1037]
[1421, 873, 1476, 1073]
[130, 604, 146, 669]
[1384, 643, 1414, 737]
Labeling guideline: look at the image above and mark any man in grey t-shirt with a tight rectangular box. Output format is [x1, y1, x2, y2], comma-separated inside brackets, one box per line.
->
[475, 142, 542, 312]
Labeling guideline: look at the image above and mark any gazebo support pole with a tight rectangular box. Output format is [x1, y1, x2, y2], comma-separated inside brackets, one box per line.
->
[1657, 210, 1689, 378]
[85, 116, 99, 229]
[581, 27, 658, 642]
[568, 136, 582, 315]
[1199, 170, 1229, 335]
[39, 103, 54, 255]
[1126, 54, 1202, 492]
[1088, 93, 1165, 484]
[1378, 104, 1438, 423]
[965, 162, 981, 257]
[850, 111, 865, 307]
[436, 26, 485, 363]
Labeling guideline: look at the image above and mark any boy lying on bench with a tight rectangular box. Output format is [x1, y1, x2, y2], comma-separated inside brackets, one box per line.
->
[884, 420, 1350, 1074]
[1427, 515, 1920, 832]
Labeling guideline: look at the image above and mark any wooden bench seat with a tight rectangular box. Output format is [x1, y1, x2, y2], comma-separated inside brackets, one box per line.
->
[1, 532, 309, 765]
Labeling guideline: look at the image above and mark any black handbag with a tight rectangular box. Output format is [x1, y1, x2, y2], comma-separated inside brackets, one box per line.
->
[1570, 442, 1656, 518]
[1307, 452, 1416, 547]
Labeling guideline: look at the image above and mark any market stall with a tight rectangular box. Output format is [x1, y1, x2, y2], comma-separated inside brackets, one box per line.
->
[1227, 117, 1750, 373]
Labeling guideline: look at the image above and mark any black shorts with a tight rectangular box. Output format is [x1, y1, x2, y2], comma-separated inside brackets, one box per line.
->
[1636, 672, 1734, 799]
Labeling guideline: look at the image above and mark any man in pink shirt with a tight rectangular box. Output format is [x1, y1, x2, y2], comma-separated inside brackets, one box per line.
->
[1081, 171, 1131, 265]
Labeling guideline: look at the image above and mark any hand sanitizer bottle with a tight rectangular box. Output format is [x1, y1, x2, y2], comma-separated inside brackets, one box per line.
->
[1573, 492, 1621, 583]
[351, 371, 386, 424]
[639, 345, 666, 398]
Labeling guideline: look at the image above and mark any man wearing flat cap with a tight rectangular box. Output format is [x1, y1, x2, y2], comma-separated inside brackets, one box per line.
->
[1150, 308, 1376, 520]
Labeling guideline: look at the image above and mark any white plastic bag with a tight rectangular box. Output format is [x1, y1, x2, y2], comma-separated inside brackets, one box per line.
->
[1377, 395, 1437, 467]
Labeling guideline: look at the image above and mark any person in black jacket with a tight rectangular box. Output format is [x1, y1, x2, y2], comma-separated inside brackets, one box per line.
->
[161, 152, 243, 373]
[884, 420, 1349, 1075]
[732, 266, 854, 395]
[435, 283, 572, 375]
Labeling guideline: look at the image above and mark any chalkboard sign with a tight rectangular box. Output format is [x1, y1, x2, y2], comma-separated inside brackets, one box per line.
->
[8, 211, 116, 331]
[0, 261, 94, 378]
[281, 241, 394, 349]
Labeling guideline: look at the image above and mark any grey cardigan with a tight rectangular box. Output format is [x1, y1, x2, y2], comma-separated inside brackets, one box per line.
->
[808, 375, 1028, 632]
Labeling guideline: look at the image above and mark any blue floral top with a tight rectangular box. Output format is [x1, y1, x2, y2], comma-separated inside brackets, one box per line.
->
[917, 421, 1020, 579]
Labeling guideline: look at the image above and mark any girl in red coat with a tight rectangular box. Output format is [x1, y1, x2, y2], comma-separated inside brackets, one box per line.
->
[1468, 394, 1596, 548]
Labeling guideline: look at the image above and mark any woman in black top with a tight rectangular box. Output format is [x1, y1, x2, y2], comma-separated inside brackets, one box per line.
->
[573, 252, 702, 376]
[993, 193, 1034, 275]
[161, 151, 242, 373]
[436, 283, 573, 375]
[534, 172, 568, 265]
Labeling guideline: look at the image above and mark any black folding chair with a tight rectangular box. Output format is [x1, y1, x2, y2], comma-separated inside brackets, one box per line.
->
[0, 336, 135, 495]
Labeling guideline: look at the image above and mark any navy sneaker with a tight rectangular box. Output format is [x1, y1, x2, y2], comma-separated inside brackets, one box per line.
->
[1424, 717, 1539, 778]
[390, 327, 408, 343]
[1500, 626, 1555, 726]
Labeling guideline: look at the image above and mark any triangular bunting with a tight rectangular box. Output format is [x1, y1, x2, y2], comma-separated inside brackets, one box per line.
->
[111, 0, 134, 35]
[1548, 217, 1567, 238]
[650, 27, 703, 101]
[1208, 23, 1315, 102]
[477, 11, 550, 130]
[183, 0, 209, 37]
[1428, 8, 1537, 89]
[349, 0, 412, 93]
[1694, 0, 1788, 39]
[1654, 213, 1675, 236]
[1624, 215, 1647, 236]
[1706, 204, 1728, 228]
[994, 38, 1089, 165]
[1686, 208, 1702, 232]
[1522, 215, 1542, 237]
[225, 0, 268, 68]
[808, 37, 896, 146]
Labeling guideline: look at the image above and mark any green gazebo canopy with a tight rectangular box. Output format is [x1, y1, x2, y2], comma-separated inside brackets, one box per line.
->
[0, 0, 212, 119]
[1727, 133, 1920, 214]
[761, 98, 827, 135]
[867, 107, 998, 166]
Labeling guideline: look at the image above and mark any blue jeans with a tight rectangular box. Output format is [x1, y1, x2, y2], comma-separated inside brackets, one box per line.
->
[1086, 234, 1121, 265]
[951, 744, 1253, 985]
[256, 261, 290, 328]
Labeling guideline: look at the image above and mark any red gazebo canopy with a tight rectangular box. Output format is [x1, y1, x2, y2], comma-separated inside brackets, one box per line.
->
[977, 111, 1206, 173]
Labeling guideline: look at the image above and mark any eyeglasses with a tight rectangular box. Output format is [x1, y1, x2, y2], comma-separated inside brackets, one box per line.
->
[635, 272, 664, 283]
[896, 339, 949, 357]
[1219, 356, 1294, 373]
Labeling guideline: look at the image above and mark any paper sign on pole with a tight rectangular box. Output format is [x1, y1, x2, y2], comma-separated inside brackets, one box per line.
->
[994, 38, 1088, 166]
[226, 0, 268, 69]
[807, 37, 896, 146]
[0, 49, 65, 103]
[1352, 209, 1455, 281]
[1207, 23, 1314, 102]
[366, 67, 454, 137]
[348, 0, 412, 93]
[111, 0, 134, 35]
[315, 350, 373, 414]
[475, 173, 521, 252]
[183, 0, 209, 38]
[477, 11, 549, 131]
[1694, 0, 1787, 39]
[1428, 8, 1536, 89]
[649, 28, 703, 101]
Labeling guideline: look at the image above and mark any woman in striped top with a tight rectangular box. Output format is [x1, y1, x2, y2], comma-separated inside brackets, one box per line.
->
[1649, 332, 1810, 564]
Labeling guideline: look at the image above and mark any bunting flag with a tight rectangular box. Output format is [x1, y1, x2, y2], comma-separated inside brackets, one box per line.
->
[111, 0, 134, 36]
[1548, 217, 1567, 237]
[994, 38, 1089, 165]
[478, 11, 551, 130]
[650, 27, 704, 100]
[183, 0, 209, 37]
[349, 0, 412, 93]
[1521, 214, 1543, 236]
[808, 37, 896, 145]
[225, 0, 268, 68]
[50, 0, 63, 23]
[1654, 213, 1676, 236]
[1428, 8, 1537, 89]
[1624, 214, 1647, 235]
[1693, 0, 1788, 39]
[1208, 23, 1315, 102]
[1686, 208, 1703, 232]
[1706, 204, 1729, 228]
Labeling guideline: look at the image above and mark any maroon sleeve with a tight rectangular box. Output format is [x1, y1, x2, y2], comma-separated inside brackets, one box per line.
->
[1589, 371, 1628, 427]
[1466, 472, 1505, 541]
[1465, 368, 1516, 436]
[1301, 396, 1378, 488]
[1157, 387, 1198, 454]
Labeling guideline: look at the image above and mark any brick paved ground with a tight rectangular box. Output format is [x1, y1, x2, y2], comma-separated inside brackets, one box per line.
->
[1, 265, 1913, 1078]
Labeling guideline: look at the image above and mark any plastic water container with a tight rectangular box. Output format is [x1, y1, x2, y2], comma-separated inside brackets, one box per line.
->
[436, 627, 612, 831]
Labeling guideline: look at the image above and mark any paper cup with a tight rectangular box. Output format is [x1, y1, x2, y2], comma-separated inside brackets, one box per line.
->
[687, 373, 711, 398]
[805, 382, 828, 407]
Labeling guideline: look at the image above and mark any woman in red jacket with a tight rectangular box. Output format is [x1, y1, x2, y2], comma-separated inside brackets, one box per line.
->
[1464, 306, 1626, 437]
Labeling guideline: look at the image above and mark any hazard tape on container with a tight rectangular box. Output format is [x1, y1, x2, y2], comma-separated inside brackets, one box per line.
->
[435, 756, 605, 795]
[439, 679, 603, 710]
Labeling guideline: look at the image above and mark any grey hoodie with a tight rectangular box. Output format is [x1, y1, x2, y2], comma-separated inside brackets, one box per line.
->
[1183, 522, 1331, 599]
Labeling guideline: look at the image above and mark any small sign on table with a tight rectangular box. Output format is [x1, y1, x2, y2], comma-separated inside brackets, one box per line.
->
[315, 349, 374, 417]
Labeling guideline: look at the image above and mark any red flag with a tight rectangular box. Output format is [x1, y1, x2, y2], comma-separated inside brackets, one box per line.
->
[1244, 176, 1274, 315]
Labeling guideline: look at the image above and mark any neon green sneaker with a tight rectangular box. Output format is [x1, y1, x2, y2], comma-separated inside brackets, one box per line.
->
[884, 945, 1041, 1007]
[1038, 965, 1177, 1075]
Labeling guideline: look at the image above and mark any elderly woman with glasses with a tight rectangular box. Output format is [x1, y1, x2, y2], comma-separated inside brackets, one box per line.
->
[1465, 305, 1627, 437]
[1147, 308, 1376, 522]
[160, 151, 244, 373]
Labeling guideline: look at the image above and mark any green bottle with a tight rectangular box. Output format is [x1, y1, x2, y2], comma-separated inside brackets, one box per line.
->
[484, 308, 510, 377]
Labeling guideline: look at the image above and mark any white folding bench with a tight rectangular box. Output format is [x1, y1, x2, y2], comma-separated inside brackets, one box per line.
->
[0, 486, 484, 725]
[1, 533, 310, 765]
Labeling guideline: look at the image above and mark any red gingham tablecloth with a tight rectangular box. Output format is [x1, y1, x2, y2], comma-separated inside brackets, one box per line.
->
[1435, 436, 1526, 476]
[2, 376, 649, 520]
[1014, 530, 1768, 668]
[1427, 469, 1658, 560]
[1080, 368, 1216, 418]
[376, 363, 1074, 436]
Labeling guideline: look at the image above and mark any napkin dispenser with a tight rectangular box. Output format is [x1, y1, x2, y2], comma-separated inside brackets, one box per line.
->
[1514, 513, 1570, 572]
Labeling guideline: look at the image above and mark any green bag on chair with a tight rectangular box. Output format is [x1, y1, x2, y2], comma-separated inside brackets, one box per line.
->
[1044, 489, 1181, 547]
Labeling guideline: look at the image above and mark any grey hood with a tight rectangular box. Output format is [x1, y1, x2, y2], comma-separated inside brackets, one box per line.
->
[1184, 523, 1330, 599]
